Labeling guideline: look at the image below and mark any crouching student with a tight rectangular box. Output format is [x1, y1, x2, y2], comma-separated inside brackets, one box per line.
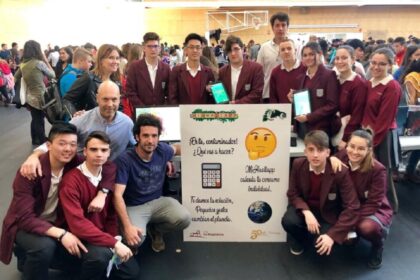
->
[59, 131, 139, 280]
[1, 123, 95, 280]
[333, 130, 393, 269]
[281, 130, 360, 256]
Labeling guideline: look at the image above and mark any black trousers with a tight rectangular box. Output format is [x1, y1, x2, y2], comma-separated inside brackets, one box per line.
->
[281, 205, 330, 245]
[80, 243, 140, 280]
[27, 105, 46, 145]
[15, 230, 79, 280]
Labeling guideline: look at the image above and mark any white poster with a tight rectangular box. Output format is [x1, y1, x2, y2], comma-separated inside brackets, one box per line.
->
[181, 104, 291, 242]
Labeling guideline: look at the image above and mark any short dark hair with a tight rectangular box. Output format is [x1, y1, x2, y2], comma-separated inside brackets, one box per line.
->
[84, 131, 111, 147]
[346, 39, 364, 52]
[270, 12, 289, 27]
[304, 130, 329, 150]
[224, 35, 244, 53]
[394, 37, 406, 45]
[143, 32, 160, 44]
[12, 42, 17, 48]
[133, 114, 163, 137]
[48, 122, 77, 142]
[184, 33, 203, 46]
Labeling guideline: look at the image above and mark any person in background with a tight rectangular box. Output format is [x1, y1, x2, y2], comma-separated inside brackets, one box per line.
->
[394, 45, 420, 81]
[257, 12, 290, 103]
[218, 35, 263, 104]
[169, 33, 215, 105]
[393, 37, 407, 67]
[64, 44, 121, 112]
[333, 45, 368, 150]
[14, 40, 55, 145]
[55, 47, 73, 78]
[47, 46, 60, 69]
[200, 46, 219, 80]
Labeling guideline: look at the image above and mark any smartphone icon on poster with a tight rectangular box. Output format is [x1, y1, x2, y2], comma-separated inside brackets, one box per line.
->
[202, 163, 222, 189]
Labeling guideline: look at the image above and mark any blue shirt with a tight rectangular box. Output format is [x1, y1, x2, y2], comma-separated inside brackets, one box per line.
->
[71, 107, 136, 160]
[59, 64, 85, 96]
[115, 143, 174, 206]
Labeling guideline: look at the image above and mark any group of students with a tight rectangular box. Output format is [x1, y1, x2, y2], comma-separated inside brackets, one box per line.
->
[0, 9, 415, 279]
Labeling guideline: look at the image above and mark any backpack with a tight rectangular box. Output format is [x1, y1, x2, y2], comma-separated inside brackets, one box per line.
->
[42, 79, 68, 124]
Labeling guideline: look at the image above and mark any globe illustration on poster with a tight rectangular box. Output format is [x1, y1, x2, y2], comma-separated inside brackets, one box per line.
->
[247, 201, 272, 224]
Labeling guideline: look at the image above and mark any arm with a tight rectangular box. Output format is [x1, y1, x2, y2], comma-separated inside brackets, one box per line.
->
[269, 69, 279, 103]
[235, 64, 264, 104]
[359, 163, 387, 217]
[287, 159, 310, 211]
[88, 161, 117, 212]
[405, 80, 417, 105]
[113, 184, 143, 246]
[168, 67, 179, 105]
[370, 81, 401, 146]
[37, 61, 55, 79]
[125, 63, 143, 107]
[343, 80, 367, 142]
[306, 71, 339, 124]
[326, 170, 360, 244]
[59, 173, 117, 248]
[20, 146, 47, 179]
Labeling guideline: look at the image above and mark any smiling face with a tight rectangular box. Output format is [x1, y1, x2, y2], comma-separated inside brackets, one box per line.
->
[302, 47, 319, 68]
[185, 39, 202, 62]
[369, 53, 390, 80]
[100, 49, 120, 75]
[47, 133, 78, 165]
[245, 127, 277, 160]
[346, 135, 370, 166]
[334, 48, 354, 74]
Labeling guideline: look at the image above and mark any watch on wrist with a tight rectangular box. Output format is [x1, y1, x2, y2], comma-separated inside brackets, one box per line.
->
[100, 188, 110, 195]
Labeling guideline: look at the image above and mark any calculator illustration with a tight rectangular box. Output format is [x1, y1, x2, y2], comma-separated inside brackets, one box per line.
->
[201, 163, 222, 189]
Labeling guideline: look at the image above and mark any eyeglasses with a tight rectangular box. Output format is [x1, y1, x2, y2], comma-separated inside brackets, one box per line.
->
[187, 46, 202, 51]
[369, 61, 388, 67]
[145, 45, 160, 49]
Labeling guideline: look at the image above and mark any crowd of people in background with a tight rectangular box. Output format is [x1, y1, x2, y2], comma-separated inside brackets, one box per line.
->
[0, 10, 419, 279]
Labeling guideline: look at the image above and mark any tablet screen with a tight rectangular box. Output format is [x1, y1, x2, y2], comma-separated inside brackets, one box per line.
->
[211, 83, 230, 104]
[293, 89, 311, 116]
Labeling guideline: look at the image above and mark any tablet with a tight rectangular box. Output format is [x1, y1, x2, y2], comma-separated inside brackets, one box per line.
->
[210, 83, 230, 104]
[293, 89, 311, 116]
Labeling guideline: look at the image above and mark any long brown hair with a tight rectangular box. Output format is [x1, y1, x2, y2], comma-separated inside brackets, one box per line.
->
[92, 44, 120, 82]
[349, 130, 375, 172]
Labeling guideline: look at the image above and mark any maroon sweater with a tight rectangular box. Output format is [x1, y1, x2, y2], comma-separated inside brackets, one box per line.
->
[336, 151, 393, 226]
[362, 78, 401, 147]
[59, 165, 118, 248]
[339, 75, 368, 142]
[269, 63, 306, 104]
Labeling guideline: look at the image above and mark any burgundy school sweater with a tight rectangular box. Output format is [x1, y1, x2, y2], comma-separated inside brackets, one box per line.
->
[59, 166, 118, 248]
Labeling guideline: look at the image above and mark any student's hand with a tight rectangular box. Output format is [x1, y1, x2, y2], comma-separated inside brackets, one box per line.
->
[302, 210, 320, 235]
[72, 110, 86, 118]
[88, 191, 107, 213]
[206, 84, 212, 92]
[295, 114, 308, 123]
[337, 140, 347, 151]
[20, 154, 42, 180]
[166, 161, 175, 177]
[123, 225, 143, 247]
[329, 156, 348, 173]
[315, 234, 334, 256]
[287, 89, 294, 103]
[61, 231, 88, 258]
[114, 241, 133, 262]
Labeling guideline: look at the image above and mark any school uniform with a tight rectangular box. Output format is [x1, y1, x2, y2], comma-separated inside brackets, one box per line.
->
[282, 158, 360, 244]
[362, 75, 401, 168]
[168, 63, 215, 105]
[297, 64, 341, 137]
[269, 60, 306, 104]
[218, 60, 264, 104]
[337, 72, 368, 142]
[125, 59, 170, 107]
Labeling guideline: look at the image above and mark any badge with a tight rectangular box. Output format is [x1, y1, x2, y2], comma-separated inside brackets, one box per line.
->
[245, 84, 251, 91]
[328, 193, 336, 200]
[162, 82, 166, 89]
[364, 191, 369, 198]
[316, 89, 324, 97]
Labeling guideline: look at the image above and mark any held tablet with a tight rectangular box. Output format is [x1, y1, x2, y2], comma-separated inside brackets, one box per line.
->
[293, 89, 311, 116]
[210, 82, 230, 104]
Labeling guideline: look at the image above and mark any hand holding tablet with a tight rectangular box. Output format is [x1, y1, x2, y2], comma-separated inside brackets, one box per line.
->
[292, 89, 311, 116]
